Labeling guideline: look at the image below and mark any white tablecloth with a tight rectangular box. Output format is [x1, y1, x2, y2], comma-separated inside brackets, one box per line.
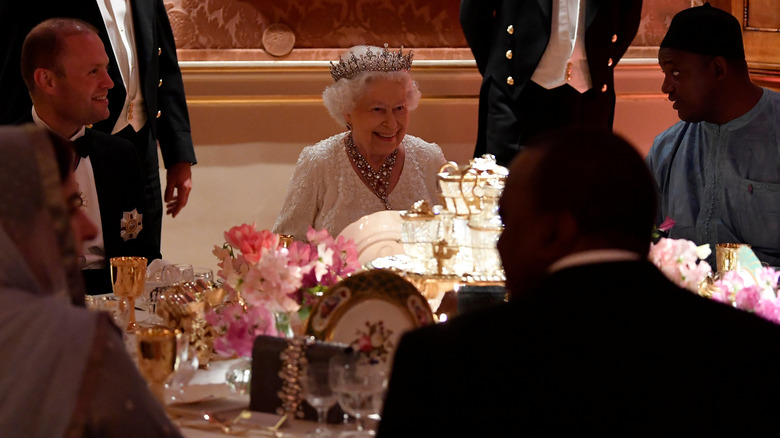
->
[93, 295, 358, 436]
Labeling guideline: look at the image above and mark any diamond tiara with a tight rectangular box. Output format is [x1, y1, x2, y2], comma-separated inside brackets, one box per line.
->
[329, 44, 414, 82]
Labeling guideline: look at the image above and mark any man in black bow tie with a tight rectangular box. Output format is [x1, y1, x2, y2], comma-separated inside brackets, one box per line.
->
[20, 18, 160, 293]
[378, 126, 780, 436]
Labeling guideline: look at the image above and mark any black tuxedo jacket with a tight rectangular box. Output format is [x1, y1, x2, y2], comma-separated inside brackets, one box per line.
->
[75, 129, 161, 264]
[0, 0, 195, 168]
[460, 0, 643, 101]
[378, 261, 780, 436]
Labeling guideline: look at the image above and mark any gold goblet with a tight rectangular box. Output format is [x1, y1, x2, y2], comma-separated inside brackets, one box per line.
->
[716, 243, 751, 274]
[136, 326, 177, 403]
[110, 256, 147, 331]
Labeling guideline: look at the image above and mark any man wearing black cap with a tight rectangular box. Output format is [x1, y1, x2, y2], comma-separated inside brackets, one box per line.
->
[646, 3, 780, 267]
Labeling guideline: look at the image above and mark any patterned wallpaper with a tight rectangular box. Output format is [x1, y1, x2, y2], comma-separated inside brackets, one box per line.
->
[164, 0, 707, 57]
[165, 0, 466, 50]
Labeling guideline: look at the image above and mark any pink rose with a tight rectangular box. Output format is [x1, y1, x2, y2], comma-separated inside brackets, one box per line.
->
[224, 224, 279, 264]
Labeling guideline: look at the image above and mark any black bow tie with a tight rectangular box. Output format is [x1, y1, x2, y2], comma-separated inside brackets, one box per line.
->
[72, 137, 90, 158]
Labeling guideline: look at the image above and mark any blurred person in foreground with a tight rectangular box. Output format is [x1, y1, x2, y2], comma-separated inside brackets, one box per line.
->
[21, 18, 159, 294]
[646, 3, 780, 266]
[273, 45, 446, 241]
[378, 126, 780, 436]
[0, 125, 181, 438]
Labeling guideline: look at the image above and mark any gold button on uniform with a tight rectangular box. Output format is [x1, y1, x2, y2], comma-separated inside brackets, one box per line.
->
[505, 50, 513, 60]
[601, 84, 608, 92]
[507, 76, 514, 86]
[156, 110, 162, 118]
[611, 34, 617, 43]
[158, 79, 163, 87]
[607, 58, 613, 67]
[158, 47, 162, 55]
[507, 25, 514, 35]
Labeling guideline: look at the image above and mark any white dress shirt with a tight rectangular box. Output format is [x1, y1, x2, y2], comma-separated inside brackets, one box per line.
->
[96, 0, 147, 133]
[32, 108, 106, 269]
[531, 0, 593, 93]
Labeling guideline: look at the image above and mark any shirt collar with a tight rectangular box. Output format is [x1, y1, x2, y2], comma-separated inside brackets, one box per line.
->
[548, 249, 643, 273]
[31, 106, 86, 141]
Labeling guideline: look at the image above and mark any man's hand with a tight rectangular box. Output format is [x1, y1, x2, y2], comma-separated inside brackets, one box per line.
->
[164, 161, 192, 217]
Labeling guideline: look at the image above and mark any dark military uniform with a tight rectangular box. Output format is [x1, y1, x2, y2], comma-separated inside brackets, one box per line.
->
[460, 0, 643, 165]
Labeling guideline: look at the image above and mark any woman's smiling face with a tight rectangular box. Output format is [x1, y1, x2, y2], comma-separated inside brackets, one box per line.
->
[345, 78, 409, 159]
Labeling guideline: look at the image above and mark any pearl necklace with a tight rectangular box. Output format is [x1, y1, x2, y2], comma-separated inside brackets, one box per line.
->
[345, 133, 398, 210]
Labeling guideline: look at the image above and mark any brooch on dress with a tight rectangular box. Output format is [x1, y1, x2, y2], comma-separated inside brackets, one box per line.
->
[120, 209, 143, 241]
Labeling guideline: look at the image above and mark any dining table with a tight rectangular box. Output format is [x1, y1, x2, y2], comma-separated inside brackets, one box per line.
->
[101, 298, 354, 437]
[164, 357, 356, 437]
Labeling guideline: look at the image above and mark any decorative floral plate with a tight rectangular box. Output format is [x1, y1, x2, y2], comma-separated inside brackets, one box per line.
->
[304, 270, 434, 364]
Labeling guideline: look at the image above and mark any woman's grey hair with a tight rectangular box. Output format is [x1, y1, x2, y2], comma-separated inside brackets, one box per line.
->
[322, 46, 421, 127]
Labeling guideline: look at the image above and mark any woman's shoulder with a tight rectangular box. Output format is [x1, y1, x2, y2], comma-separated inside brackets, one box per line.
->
[403, 134, 444, 158]
[297, 132, 347, 165]
[403, 134, 446, 165]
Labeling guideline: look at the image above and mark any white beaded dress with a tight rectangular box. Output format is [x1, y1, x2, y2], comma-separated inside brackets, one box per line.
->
[273, 132, 446, 241]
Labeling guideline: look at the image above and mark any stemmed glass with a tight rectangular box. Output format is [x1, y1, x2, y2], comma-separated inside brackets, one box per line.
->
[302, 362, 337, 436]
[329, 355, 388, 436]
[193, 267, 214, 283]
[136, 326, 177, 403]
[110, 256, 147, 332]
[163, 263, 195, 285]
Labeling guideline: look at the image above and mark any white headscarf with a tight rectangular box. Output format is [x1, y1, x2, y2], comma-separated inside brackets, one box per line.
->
[0, 125, 96, 437]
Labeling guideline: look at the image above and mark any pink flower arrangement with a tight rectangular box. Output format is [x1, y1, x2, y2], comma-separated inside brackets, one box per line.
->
[649, 237, 712, 292]
[209, 224, 360, 357]
[650, 236, 780, 326]
[711, 267, 780, 324]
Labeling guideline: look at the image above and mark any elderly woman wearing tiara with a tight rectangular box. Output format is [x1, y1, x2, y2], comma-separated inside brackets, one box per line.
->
[273, 45, 446, 241]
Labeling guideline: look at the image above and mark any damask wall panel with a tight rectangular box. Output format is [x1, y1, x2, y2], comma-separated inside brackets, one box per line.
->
[165, 0, 467, 54]
[164, 0, 713, 60]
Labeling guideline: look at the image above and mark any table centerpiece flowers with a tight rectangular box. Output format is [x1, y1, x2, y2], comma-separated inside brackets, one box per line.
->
[648, 237, 713, 293]
[649, 237, 780, 325]
[207, 224, 360, 357]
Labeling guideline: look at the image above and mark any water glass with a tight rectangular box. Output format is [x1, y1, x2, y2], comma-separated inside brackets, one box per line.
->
[162, 263, 194, 285]
[302, 363, 337, 435]
[193, 267, 214, 283]
[329, 356, 387, 435]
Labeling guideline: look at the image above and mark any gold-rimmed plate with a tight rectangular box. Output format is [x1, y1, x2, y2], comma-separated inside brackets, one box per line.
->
[304, 270, 434, 365]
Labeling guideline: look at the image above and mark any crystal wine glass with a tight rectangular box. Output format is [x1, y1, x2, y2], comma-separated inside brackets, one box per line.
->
[163, 263, 194, 285]
[302, 362, 337, 436]
[193, 267, 214, 282]
[329, 356, 388, 436]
